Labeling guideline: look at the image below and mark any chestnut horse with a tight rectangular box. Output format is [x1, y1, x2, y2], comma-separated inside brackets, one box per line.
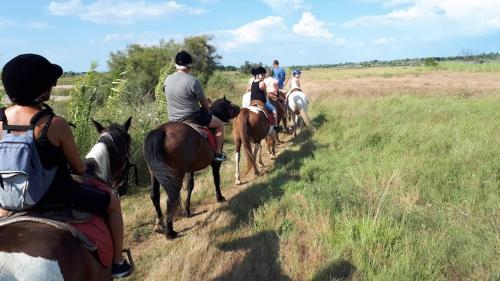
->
[233, 101, 275, 185]
[144, 97, 240, 239]
[0, 118, 133, 281]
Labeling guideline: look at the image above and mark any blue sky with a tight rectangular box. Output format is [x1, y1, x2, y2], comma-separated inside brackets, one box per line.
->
[1, 0, 500, 71]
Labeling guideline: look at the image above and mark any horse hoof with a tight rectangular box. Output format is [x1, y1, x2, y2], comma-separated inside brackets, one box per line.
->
[235, 179, 241, 185]
[183, 210, 192, 218]
[271, 155, 276, 160]
[255, 171, 261, 176]
[217, 196, 226, 202]
[166, 231, 178, 240]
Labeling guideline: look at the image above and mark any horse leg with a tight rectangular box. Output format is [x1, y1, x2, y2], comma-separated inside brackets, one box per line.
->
[259, 140, 265, 167]
[253, 143, 261, 175]
[183, 172, 194, 218]
[165, 173, 183, 239]
[235, 139, 242, 185]
[211, 161, 225, 202]
[149, 173, 163, 232]
[291, 112, 297, 137]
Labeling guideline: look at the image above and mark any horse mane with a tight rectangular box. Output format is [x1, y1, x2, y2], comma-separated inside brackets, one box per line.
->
[85, 123, 131, 184]
[210, 98, 239, 122]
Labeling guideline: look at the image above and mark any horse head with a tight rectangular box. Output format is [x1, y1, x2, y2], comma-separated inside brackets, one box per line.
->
[209, 95, 240, 122]
[88, 117, 135, 196]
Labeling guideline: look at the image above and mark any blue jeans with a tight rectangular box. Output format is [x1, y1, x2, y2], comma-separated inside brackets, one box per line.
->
[265, 100, 277, 113]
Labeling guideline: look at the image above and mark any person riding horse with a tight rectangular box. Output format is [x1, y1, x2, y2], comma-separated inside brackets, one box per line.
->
[163, 51, 228, 162]
[249, 66, 279, 130]
[0, 54, 132, 278]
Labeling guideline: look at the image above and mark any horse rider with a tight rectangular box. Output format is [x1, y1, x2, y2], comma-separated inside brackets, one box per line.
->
[264, 68, 286, 117]
[250, 66, 279, 130]
[272, 59, 286, 91]
[163, 50, 227, 162]
[0, 54, 132, 278]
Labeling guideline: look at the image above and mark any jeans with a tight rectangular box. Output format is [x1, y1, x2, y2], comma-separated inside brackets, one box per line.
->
[265, 100, 277, 113]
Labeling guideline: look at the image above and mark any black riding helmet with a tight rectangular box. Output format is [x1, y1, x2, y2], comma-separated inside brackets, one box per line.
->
[175, 50, 193, 67]
[251, 66, 266, 76]
[1, 54, 63, 105]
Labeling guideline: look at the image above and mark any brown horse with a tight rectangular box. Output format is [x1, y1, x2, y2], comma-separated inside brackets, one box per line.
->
[233, 101, 275, 185]
[0, 118, 134, 281]
[268, 93, 288, 142]
[144, 97, 240, 239]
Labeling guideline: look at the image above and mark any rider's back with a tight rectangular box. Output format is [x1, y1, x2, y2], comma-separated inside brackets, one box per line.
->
[164, 72, 205, 122]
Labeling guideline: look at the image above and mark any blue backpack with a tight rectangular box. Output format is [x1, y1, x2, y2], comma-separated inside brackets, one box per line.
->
[0, 107, 57, 211]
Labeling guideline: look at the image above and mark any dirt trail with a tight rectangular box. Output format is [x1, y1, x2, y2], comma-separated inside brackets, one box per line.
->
[125, 134, 295, 280]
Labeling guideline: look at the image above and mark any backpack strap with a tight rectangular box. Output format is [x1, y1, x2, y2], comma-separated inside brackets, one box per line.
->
[1, 107, 32, 132]
[30, 105, 55, 139]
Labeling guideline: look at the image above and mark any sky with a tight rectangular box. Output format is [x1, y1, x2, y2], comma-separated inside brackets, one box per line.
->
[1, 0, 500, 72]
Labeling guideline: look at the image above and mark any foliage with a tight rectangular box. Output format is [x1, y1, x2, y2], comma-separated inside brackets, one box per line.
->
[0, 89, 5, 107]
[108, 35, 220, 102]
[205, 72, 237, 100]
[67, 62, 101, 154]
[424, 58, 438, 67]
[239, 61, 264, 75]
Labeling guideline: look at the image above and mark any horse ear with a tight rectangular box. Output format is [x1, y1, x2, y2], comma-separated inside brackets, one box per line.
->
[123, 117, 132, 132]
[91, 118, 105, 134]
[223, 95, 227, 101]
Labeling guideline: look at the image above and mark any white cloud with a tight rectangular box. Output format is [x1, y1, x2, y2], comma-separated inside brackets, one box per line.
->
[220, 16, 286, 50]
[101, 31, 184, 45]
[27, 22, 51, 29]
[374, 37, 394, 45]
[261, 0, 307, 11]
[293, 12, 333, 39]
[48, 0, 204, 24]
[344, 0, 500, 35]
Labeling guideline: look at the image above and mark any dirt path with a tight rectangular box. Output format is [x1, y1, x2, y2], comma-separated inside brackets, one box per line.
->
[124, 133, 295, 280]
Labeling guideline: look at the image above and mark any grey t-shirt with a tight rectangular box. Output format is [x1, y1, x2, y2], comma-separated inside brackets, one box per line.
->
[163, 71, 206, 121]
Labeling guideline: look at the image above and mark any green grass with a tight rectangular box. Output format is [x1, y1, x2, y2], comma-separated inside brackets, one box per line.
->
[236, 94, 500, 280]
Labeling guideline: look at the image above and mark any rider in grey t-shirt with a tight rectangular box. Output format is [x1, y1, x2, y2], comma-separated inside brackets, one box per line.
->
[163, 51, 227, 162]
[164, 71, 205, 122]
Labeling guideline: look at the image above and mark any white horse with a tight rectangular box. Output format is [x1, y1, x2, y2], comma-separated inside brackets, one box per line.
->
[287, 91, 313, 136]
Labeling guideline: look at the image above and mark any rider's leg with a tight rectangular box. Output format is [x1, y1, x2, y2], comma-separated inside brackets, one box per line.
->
[107, 193, 124, 263]
[265, 100, 278, 127]
[208, 115, 224, 154]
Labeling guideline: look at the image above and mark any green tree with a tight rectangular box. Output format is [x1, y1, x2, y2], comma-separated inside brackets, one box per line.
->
[107, 35, 220, 102]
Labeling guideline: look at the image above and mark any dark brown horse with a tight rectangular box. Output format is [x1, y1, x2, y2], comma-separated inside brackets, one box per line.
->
[233, 100, 275, 185]
[0, 118, 133, 281]
[144, 97, 240, 239]
[268, 93, 289, 142]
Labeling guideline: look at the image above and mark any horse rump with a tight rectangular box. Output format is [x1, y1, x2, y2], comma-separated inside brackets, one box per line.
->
[144, 128, 182, 208]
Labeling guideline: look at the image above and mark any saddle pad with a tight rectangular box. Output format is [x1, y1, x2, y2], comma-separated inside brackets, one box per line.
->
[246, 106, 274, 125]
[70, 214, 112, 267]
[184, 123, 217, 152]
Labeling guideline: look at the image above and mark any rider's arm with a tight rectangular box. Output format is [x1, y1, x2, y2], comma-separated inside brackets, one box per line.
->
[47, 117, 86, 175]
[200, 97, 210, 110]
[194, 79, 209, 110]
[259, 81, 267, 92]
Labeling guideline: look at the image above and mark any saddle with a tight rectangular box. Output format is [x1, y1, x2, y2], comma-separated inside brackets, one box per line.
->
[184, 123, 218, 152]
[0, 178, 114, 267]
[247, 104, 275, 126]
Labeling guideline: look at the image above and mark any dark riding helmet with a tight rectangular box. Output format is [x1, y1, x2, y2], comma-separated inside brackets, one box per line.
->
[1, 54, 63, 105]
[175, 50, 193, 67]
[251, 66, 266, 76]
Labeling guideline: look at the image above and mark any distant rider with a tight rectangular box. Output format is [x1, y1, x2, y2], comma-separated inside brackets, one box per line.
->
[250, 66, 279, 130]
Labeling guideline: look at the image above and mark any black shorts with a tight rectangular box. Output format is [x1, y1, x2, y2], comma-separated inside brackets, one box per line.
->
[39, 180, 111, 215]
[183, 110, 213, 126]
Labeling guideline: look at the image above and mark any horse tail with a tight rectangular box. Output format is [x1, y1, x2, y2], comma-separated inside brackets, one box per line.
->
[144, 128, 182, 208]
[240, 110, 257, 175]
[300, 109, 314, 132]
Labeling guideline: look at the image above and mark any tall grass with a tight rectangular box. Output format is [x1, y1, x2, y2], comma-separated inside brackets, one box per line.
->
[241, 94, 500, 280]
[436, 61, 500, 72]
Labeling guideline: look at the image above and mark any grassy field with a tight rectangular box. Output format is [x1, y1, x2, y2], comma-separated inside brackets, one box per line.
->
[115, 65, 499, 280]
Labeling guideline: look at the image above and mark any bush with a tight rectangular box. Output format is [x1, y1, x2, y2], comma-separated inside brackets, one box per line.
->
[424, 58, 438, 67]
[205, 72, 237, 100]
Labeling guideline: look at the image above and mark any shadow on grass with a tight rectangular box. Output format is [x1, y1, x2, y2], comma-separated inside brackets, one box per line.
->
[311, 260, 356, 281]
[212, 114, 328, 280]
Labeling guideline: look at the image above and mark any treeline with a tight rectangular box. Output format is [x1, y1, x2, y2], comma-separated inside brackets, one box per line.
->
[286, 52, 500, 70]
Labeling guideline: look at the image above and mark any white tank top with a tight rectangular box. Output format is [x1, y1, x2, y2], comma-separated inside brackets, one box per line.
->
[290, 77, 300, 91]
[264, 77, 277, 93]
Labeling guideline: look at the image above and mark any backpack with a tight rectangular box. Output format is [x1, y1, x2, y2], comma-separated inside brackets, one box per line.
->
[0, 106, 57, 211]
